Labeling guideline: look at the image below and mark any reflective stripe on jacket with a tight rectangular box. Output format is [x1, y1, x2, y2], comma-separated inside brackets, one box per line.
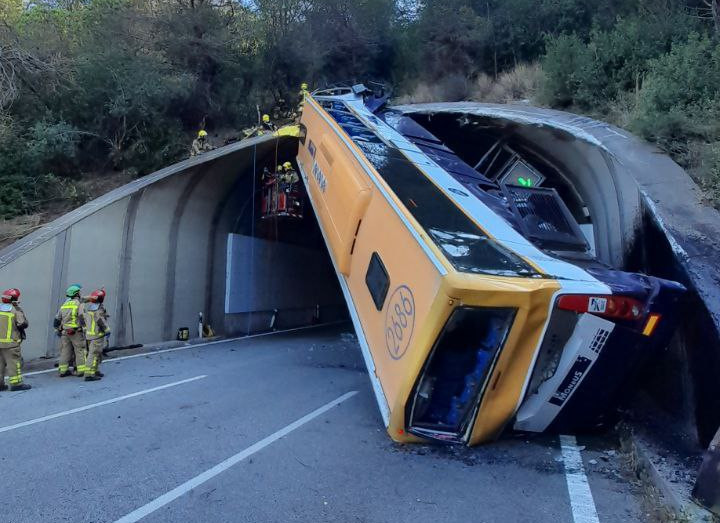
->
[83, 303, 109, 341]
[0, 303, 26, 347]
[57, 298, 83, 330]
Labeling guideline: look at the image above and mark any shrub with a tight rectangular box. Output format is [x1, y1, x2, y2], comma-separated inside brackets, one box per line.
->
[471, 63, 542, 103]
[630, 34, 720, 153]
[538, 34, 598, 108]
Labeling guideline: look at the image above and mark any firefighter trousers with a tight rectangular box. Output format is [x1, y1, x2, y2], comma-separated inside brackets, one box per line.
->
[0, 345, 23, 386]
[59, 331, 87, 374]
[84, 338, 105, 377]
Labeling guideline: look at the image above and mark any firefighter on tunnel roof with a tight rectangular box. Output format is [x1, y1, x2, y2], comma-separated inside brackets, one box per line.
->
[261, 114, 276, 134]
[0, 288, 31, 392]
[55, 285, 86, 377]
[190, 130, 214, 157]
[298, 82, 309, 113]
[83, 289, 110, 382]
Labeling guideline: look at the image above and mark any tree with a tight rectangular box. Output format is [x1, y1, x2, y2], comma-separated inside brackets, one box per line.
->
[416, 0, 491, 80]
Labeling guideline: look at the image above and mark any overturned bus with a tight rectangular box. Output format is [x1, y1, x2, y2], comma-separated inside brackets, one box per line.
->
[295, 85, 685, 445]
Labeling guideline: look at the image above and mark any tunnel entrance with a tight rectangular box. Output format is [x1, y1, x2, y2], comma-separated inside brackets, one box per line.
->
[219, 139, 347, 337]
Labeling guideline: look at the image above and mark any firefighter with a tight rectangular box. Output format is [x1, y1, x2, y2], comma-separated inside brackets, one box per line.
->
[190, 130, 214, 157]
[281, 162, 299, 195]
[298, 82, 309, 113]
[55, 285, 86, 377]
[260, 114, 276, 134]
[283, 162, 299, 185]
[82, 289, 110, 382]
[0, 288, 30, 391]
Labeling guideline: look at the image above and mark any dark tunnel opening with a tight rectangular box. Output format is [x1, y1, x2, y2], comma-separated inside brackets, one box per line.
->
[218, 138, 348, 337]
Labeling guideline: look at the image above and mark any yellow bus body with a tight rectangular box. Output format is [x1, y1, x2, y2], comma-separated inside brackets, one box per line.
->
[297, 95, 561, 445]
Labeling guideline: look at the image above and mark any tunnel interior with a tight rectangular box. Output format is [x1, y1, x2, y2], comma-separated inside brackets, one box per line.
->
[216, 138, 347, 336]
[409, 113, 597, 257]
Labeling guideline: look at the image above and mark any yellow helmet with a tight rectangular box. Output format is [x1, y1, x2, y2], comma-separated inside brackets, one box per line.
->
[262, 114, 270, 123]
[301, 83, 308, 90]
[198, 130, 207, 138]
[283, 161, 292, 170]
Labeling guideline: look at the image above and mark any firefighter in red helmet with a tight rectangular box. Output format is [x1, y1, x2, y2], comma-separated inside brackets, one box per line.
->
[82, 289, 110, 381]
[0, 288, 31, 391]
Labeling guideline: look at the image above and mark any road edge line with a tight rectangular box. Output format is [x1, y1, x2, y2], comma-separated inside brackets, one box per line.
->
[560, 434, 601, 523]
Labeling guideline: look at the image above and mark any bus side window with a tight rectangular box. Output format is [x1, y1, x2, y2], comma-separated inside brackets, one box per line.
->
[365, 252, 390, 311]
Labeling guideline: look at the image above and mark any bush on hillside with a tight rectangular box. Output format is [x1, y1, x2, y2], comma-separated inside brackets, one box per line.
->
[630, 34, 720, 153]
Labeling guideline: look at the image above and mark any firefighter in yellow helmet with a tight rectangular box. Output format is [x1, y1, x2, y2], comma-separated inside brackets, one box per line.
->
[259, 114, 276, 135]
[55, 284, 86, 377]
[0, 288, 30, 391]
[82, 289, 110, 381]
[190, 129, 214, 157]
[298, 82, 309, 113]
[280, 161, 298, 188]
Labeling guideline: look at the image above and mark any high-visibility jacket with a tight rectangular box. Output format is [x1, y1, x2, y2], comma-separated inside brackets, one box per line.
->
[82, 303, 110, 341]
[56, 298, 84, 332]
[0, 303, 27, 349]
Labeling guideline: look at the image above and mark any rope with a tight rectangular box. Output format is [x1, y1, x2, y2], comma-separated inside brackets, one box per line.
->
[247, 143, 257, 335]
[274, 138, 280, 242]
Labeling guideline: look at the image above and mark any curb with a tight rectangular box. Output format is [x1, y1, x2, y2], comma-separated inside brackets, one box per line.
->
[619, 424, 717, 523]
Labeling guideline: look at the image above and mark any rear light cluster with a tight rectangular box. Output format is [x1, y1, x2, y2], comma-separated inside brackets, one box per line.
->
[557, 294, 644, 321]
[407, 307, 516, 443]
[556, 294, 662, 337]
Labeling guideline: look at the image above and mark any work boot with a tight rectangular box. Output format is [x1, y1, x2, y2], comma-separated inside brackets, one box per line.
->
[84, 375, 101, 382]
[59, 371, 72, 378]
[10, 383, 31, 391]
[95, 371, 104, 378]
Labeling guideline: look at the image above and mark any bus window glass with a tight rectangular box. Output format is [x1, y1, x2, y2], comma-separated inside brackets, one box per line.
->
[326, 103, 538, 277]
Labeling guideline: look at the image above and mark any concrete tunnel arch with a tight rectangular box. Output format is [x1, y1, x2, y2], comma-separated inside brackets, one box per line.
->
[0, 134, 345, 362]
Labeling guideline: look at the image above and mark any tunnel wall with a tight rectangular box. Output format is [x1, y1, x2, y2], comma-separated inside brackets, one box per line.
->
[0, 135, 344, 362]
[398, 103, 720, 446]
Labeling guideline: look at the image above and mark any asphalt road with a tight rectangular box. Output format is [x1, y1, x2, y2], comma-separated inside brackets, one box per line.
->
[0, 325, 648, 523]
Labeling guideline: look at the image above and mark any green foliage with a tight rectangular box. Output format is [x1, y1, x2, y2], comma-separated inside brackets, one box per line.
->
[630, 34, 720, 150]
[2, 0, 720, 217]
[704, 143, 720, 205]
[539, 7, 699, 110]
[416, 0, 491, 80]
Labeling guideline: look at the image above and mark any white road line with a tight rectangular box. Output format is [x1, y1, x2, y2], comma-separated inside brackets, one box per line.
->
[560, 434, 601, 523]
[0, 375, 207, 434]
[114, 390, 359, 523]
[24, 321, 346, 377]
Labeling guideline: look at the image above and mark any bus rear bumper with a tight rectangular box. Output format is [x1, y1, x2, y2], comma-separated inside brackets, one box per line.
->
[514, 312, 638, 433]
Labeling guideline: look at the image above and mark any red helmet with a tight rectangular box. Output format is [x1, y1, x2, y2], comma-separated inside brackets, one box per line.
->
[1, 288, 20, 303]
[89, 289, 106, 303]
